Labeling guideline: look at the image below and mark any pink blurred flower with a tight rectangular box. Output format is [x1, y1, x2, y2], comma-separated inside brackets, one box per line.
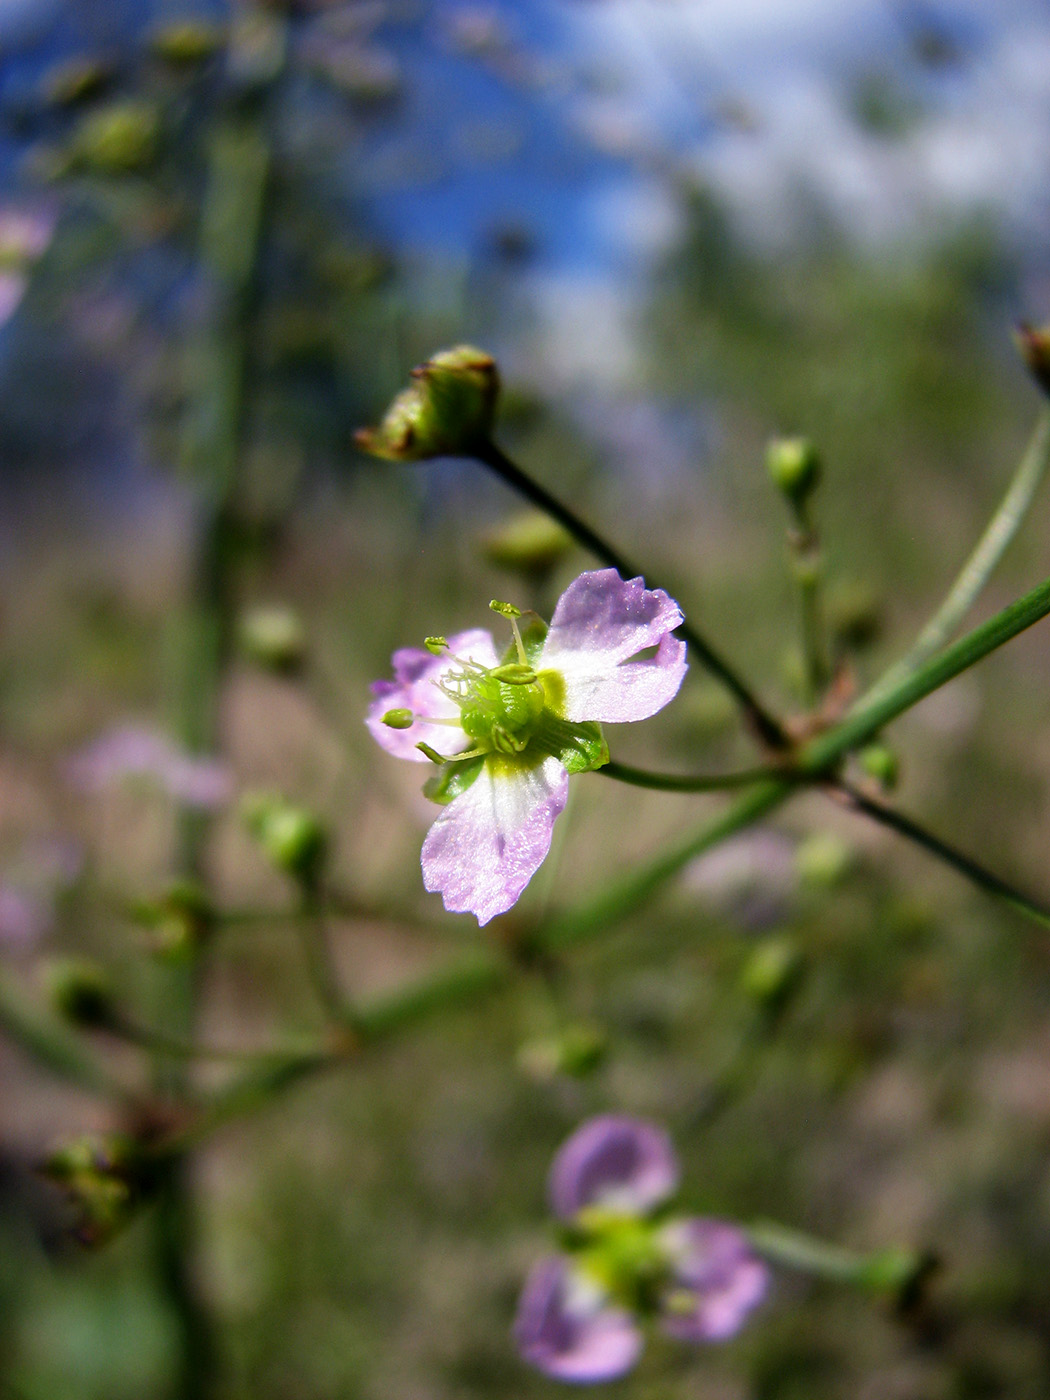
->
[67, 725, 231, 809]
[367, 570, 687, 924]
[515, 1117, 769, 1383]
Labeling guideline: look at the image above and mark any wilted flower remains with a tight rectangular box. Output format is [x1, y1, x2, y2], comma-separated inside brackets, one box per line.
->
[367, 569, 687, 923]
[515, 1116, 769, 1383]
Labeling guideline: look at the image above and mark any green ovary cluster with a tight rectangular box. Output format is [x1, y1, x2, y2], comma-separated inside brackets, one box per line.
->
[441, 663, 547, 757]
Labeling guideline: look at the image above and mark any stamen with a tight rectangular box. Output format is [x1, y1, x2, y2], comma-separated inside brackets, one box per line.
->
[424, 636, 448, 654]
[489, 598, 528, 665]
[381, 708, 414, 729]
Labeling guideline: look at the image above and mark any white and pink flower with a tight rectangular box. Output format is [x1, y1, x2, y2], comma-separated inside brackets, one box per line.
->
[367, 569, 688, 924]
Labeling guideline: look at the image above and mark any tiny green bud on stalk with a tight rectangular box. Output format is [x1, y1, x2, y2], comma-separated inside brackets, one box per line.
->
[42, 1133, 149, 1247]
[740, 937, 803, 1011]
[42, 958, 116, 1029]
[797, 832, 853, 888]
[239, 604, 307, 674]
[480, 511, 573, 576]
[74, 101, 159, 172]
[767, 436, 821, 506]
[859, 742, 900, 790]
[242, 793, 328, 886]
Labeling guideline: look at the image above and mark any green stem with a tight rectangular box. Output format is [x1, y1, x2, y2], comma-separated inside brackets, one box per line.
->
[787, 500, 828, 705]
[474, 440, 789, 750]
[747, 1219, 927, 1299]
[863, 406, 1050, 706]
[156, 31, 281, 1398]
[835, 781, 1050, 928]
[601, 758, 796, 793]
[801, 571, 1050, 775]
[297, 888, 354, 1027]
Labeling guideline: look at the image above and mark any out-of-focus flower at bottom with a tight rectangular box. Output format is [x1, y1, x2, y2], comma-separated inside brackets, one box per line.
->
[514, 1117, 768, 1383]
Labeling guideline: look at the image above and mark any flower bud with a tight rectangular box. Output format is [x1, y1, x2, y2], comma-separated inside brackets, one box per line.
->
[517, 1024, 608, 1082]
[242, 792, 327, 887]
[42, 1133, 148, 1247]
[74, 102, 159, 173]
[859, 742, 899, 791]
[239, 604, 307, 674]
[150, 20, 225, 64]
[766, 436, 821, 506]
[1014, 322, 1050, 397]
[796, 832, 853, 889]
[42, 958, 116, 1029]
[43, 56, 112, 108]
[480, 511, 573, 577]
[354, 345, 499, 461]
[130, 880, 213, 961]
[739, 936, 803, 1011]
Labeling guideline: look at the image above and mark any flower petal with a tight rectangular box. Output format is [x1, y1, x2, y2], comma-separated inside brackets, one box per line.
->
[514, 1256, 642, 1384]
[420, 754, 568, 924]
[539, 570, 687, 723]
[366, 628, 499, 763]
[659, 1218, 769, 1342]
[548, 1116, 679, 1220]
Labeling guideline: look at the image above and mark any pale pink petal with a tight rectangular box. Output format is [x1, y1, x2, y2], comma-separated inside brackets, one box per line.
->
[366, 628, 499, 762]
[421, 755, 568, 924]
[515, 1256, 642, 1384]
[659, 1218, 769, 1342]
[549, 1116, 679, 1220]
[539, 570, 687, 723]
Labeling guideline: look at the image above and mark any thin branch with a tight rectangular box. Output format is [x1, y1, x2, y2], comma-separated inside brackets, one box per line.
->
[601, 758, 797, 793]
[834, 781, 1050, 929]
[473, 439, 790, 751]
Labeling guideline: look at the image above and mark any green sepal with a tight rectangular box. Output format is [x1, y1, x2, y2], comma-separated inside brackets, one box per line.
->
[535, 714, 608, 775]
[422, 754, 485, 806]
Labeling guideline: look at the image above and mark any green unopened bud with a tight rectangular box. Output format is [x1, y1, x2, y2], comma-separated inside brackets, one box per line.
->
[42, 958, 116, 1029]
[856, 1247, 933, 1303]
[518, 1024, 608, 1081]
[859, 742, 900, 791]
[150, 20, 225, 64]
[43, 56, 113, 108]
[740, 937, 803, 1011]
[242, 792, 327, 886]
[239, 604, 307, 674]
[42, 1133, 149, 1247]
[130, 880, 213, 961]
[1014, 322, 1050, 397]
[354, 345, 499, 461]
[382, 708, 415, 730]
[828, 581, 883, 651]
[767, 436, 821, 505]
[797, 831, 853, 889]
[74, 101, 159, 173]
[480, 511, 574, 576]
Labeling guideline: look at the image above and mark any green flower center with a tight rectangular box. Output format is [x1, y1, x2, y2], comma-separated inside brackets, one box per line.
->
[438, 658, 546, 756]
